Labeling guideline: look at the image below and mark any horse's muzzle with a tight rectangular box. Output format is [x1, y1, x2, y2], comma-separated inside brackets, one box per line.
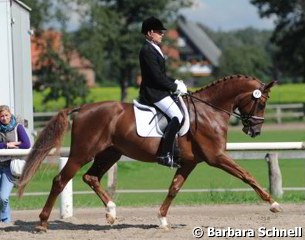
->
[241, 116, 264, 138]
[242, 125, 261, 138]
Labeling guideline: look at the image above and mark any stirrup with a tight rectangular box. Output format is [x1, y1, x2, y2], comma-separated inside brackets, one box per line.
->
[157, 153, 181, 168]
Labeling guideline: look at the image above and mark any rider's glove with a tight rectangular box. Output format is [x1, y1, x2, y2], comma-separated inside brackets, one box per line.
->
[174, 80, 188, 95]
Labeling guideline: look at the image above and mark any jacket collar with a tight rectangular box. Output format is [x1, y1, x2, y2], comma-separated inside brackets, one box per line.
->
[145, 40, 164, 58]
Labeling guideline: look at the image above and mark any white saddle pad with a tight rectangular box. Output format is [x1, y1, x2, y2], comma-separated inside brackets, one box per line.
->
[133, 96, 190, 137]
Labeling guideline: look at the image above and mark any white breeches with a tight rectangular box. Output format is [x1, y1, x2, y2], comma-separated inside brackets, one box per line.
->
[154, 96, 183, 124]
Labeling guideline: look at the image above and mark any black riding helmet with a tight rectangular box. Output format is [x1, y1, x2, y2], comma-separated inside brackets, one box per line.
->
[141, 16, 167, 34]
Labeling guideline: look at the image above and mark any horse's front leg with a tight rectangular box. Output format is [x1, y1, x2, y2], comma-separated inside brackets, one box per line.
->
[82, 148, 121, 224]
[209, 153, 281, 212]
[158, 162, 196, 229]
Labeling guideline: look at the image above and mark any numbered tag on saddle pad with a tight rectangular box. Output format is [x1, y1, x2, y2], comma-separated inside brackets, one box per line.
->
[253, 89, 262, 99]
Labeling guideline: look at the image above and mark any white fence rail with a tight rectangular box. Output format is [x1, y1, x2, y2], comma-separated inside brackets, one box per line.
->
[1, 142, 304, 218]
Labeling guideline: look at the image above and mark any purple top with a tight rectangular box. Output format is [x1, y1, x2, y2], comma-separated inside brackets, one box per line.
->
[0, 124, 31, 149]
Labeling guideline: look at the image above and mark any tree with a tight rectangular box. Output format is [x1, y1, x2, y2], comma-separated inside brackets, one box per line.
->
[73, 0, 193, 101]
[251, 0, 305, 82]
[22, 0, 53, 30]
[23, 0, 90, 108]
[33, 33, 88, 108]
[216, 45, 271, 80]
[209, 28, 273, 81]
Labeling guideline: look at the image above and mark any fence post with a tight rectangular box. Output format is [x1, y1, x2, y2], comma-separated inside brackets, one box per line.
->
[265, 153, 283, 198]
[107, 163, 117, 197]
[59, 157, 73, 219]
[275, 107, 282, 124]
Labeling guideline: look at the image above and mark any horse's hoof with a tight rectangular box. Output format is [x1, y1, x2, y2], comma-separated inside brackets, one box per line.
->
[158, 212, 169, 229]
[34, 225, 48, 233]
[159, 225, 171, 231]
[106, 201, 116, 224]
[106, 213, 116, 224]
[270, 201, 282, 213]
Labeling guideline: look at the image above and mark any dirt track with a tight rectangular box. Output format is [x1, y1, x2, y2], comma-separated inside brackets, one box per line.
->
[0, 203, 304, 239]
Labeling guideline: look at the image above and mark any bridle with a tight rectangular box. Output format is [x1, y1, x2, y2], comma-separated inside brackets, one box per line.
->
[185, 85, 269, 129]
[234, 84, 268, 128]
[236, 95, 267, 129]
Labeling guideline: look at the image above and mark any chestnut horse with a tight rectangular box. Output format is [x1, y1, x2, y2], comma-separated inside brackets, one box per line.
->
[18, 75, 280, 231]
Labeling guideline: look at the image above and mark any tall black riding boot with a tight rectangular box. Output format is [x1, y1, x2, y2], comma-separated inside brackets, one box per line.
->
[157, 117, 181, 168]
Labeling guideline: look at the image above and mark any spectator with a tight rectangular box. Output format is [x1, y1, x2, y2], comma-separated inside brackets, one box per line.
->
[0, 105, 30, 223]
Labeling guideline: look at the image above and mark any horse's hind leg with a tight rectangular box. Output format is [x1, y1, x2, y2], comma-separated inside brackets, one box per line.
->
[37, 156, 84, 232]
[158, 162, 197, 229]
[82, 147, 121, 224]
[209, 153, 281, 212]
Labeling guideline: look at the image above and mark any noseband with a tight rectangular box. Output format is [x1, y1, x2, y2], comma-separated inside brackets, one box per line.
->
[236, 85, 268, 128]
[239, 114, 265, 128]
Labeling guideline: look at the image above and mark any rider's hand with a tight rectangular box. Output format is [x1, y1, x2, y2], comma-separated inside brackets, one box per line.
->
[174, 80, 187, 95]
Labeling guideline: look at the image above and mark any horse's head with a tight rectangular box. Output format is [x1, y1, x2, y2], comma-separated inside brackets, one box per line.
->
[237, 80, 277, 137]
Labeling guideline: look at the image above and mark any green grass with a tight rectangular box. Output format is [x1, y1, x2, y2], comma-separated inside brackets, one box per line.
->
[11, 156, 305, 209]
[15, 126, 302, 209]
[228, 128, 305, 142]
[33, 83, 305, 111]
[33, 87, 140, 111]
[269, 83, 305, 103]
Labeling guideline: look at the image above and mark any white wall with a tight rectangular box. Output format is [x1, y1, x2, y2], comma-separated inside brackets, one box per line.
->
[11, 0, 33, 138]
[0, 0, 33, 141]
[0, 0, 15, 108]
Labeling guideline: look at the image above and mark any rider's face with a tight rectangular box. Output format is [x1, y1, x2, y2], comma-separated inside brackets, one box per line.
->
[148, 30, 165, 44]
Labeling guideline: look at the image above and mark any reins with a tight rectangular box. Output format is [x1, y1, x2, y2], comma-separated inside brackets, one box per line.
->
[185, 90, 266, 128]
[185, 91, 242, 119]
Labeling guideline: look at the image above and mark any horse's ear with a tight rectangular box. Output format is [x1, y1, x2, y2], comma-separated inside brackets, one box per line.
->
[264, 80, 277, 90]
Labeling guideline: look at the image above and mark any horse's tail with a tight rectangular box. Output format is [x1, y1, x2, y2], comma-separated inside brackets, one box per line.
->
[18, 108, 75, 197]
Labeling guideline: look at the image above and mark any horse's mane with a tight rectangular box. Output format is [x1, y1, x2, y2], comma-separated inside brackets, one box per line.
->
[193, 74, 260, 94]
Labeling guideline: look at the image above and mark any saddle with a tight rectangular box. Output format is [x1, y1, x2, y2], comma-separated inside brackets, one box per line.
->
[133, 96, 190, 137]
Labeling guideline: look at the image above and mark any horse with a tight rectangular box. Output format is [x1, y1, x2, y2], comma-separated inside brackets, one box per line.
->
[18, 74, 280, 232]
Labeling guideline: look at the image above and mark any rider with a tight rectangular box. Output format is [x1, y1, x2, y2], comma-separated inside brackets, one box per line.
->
[138, 16, 188, 168]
